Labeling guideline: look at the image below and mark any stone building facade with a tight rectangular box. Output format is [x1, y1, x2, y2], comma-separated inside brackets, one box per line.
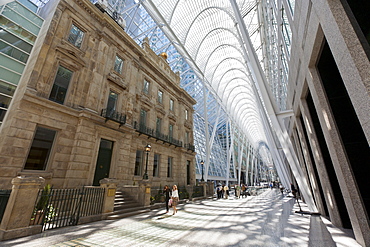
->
[0, 0, 196, 190]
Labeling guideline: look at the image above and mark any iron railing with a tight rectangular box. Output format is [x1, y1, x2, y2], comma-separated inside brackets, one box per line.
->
[192, 186, 204, 198]
[150, 185, 204, 204]
[0, 189, 11, 223]
[101, 108, 126, 126]
[31, 187, 105, 231]
[134, 121, 183, 147]
[184, 143, 195, 152]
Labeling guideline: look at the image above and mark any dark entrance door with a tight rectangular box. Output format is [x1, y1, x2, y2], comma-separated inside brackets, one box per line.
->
[93, 139, 114, 186]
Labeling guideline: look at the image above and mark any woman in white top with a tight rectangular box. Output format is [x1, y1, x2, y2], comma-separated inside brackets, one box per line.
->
[171, 185, 179, 215]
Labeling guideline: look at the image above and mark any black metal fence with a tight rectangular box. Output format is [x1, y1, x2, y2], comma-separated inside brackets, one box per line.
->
[30, 187, 105, 231]
[0, 189, 11, 223]
[192, 186, 204, 198]
[150, 185, 204, 204]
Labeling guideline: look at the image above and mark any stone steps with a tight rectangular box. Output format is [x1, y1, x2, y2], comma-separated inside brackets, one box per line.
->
[106, 191, 149, 220]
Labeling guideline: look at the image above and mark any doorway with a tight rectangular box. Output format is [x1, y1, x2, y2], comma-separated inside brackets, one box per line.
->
[93, 139, 114, 186]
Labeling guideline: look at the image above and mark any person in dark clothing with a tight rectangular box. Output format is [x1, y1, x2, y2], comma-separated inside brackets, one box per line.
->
[163, 185, 171, 213]
[291, 183, 297, 198]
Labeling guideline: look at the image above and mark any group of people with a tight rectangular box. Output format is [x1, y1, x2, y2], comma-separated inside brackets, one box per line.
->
[216, 184, 228, 199]
[235, 184, 249, 198]
[269, 182, 298, 198]
[163, 185, 179, 215]
[216, 184, 249, 199]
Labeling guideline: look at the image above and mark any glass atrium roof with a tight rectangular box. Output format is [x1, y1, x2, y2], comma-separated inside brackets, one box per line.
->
[145, 0, 268, 147]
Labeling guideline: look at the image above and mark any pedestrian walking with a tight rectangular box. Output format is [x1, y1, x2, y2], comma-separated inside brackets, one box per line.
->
[235, 184, 241, 198]
[241, 184, 247, 198]
[163, 185, 171, 213]
[291, 183, 297, 198]
[171, 185, 179, 215]
[279, 184, 284, 195]
[216, 184, 222, 199]
[223, 184, 229, 199]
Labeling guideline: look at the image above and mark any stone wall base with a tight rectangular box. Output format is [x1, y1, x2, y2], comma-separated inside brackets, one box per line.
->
[0, 225, 42, 241]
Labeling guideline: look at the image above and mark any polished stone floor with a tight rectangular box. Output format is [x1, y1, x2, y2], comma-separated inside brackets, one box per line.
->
[1, 189, 361, 247]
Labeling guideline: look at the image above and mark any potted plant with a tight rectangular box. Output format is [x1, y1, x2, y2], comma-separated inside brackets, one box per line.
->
[30, 184, 51, 225]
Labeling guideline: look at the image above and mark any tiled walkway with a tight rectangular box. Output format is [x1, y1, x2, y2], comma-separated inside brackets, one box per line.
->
[1, 190, 361, 247]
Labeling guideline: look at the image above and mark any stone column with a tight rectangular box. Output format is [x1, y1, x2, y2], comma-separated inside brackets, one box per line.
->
[206, 181, 214, 197]
[100, 178, 118, 213]
[198, 182, 207, 198]
[0, 176, 45, 241]
[138, 181, 151, 207]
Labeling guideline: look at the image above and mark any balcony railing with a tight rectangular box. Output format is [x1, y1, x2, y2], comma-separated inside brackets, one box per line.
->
[101, 109, 126, 126]
[184, 143, 195, 152]
[134, 121, 183, 147]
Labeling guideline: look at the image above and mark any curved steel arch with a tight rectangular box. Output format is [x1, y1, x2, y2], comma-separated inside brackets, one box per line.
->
[214, 69, 248, 94]
[199, 43, 243, 75]
[183, 6, 236, 45]
[193, 28, 240, 63]
[167, 0, 182, 25]
[209, 57, 246, 83]
[221, 78, 252, 103]
[213, 65, 248, 92]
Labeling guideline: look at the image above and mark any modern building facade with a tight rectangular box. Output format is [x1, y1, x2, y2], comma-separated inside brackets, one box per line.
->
[286, 1, 370, 245]
[0, 0, 196, 189]
[0, 0, 43, 126]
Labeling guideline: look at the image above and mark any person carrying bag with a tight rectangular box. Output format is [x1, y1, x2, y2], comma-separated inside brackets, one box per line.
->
[171, 185, 179, 215]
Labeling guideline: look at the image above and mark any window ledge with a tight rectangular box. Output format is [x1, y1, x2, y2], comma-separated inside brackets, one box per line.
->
[18, 171, 53, 179]
[155, 104, 166, 115]
[107, 72, 127, 89]
[168, 112, 177, 122]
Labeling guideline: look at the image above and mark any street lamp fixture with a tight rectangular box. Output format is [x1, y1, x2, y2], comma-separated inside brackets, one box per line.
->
[143, 144, 151, 180]
[200, 160, 204, 182]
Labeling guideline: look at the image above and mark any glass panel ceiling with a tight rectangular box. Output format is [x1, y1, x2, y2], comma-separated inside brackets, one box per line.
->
[145, 0, 268, 147]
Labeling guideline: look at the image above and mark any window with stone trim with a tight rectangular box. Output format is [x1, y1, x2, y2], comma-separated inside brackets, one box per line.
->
[186, 160, 191, 185]
[107, 90, 118, 114]
[157, 90, 163, 104]
[68, 24, 84, 48]
[114, 55, 124, 74]
[140, 109, 147, 126]
[169, 123, 173, 141]
[24, 126, 56, 170]
[49, 65, 73, 104]
[185, 131, 190, 144]
[169, 99, 174, 111]
[153, 153, 160, 177]
[156, 117, 162, 135]
[134, 150, 143, 176]
[167, 156, 172, 178]
[143, 79, 150, 94]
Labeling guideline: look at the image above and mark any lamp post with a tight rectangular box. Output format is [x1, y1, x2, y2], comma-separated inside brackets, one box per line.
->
[143, 144, 151, 180]
[201, 160, 204, 182]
